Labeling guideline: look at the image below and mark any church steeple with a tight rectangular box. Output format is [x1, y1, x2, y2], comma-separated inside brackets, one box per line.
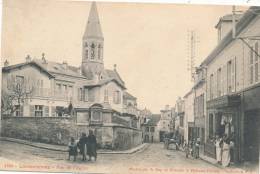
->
[82, 2, 104, 79]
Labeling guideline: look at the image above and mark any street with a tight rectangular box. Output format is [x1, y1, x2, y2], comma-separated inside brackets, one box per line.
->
[0, 140, 236, 174]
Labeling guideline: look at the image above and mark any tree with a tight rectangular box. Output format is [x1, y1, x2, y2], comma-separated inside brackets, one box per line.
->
[1, 75, 35, 117]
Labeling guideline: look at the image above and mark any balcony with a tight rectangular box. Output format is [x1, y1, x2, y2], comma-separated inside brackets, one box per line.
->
[31, 88, 72, 101]
[122, 106, 138, 116]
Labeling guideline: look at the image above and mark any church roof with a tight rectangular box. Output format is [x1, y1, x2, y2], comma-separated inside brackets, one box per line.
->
[83, 2, 103, 39]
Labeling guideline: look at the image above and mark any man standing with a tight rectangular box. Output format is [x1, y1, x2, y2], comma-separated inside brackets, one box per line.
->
[78, 133, 88, 161]
[87, 130, 97, 161]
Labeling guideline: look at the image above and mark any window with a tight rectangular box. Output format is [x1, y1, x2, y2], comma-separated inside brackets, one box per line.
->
[56, 84, 61, 94]
[84, 88, 88, 101]
[16, 76, 24, 90]
[91, 43, 95, 59]
[209, 114, 214, 138]
[227, 60, 236, 93]
[113, 90, 121, 104]
[145, 127, 149, 132]
[104, 89, 109, 102]
[78, 88, 83, 101]
[35, 105, 43, 117]
[14, 105, 23, 117]
[68, 86, 73, 99]
[98, 44, 102, 59]
[217, 68, 221, 97]
[180, 116, 184, 127]
[255, 42, 259, 82]
[210, 74, 214, 99]
[150, 127, 155, 132]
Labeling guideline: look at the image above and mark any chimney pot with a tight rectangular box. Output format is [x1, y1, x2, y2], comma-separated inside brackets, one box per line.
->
[4, 60, 9, 67]
[26, 55, 31, 62]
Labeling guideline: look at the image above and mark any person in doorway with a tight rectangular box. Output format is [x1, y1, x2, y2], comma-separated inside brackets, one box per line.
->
[194, 138, 200, 159]
[215, 135, 223, 164]
[78, 133, 88, 161]
[222, 136, 231, 167]
[68, 137, 77, 161]
[87, 130, 97, 161]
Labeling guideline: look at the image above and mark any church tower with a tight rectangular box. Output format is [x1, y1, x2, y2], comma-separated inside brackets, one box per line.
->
[82, 2, 104, 79]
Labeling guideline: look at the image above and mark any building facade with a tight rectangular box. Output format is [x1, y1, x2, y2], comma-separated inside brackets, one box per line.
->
[203, 7, 260, 164]
[1, 2, 141, 150]
[142, 114, 161, 143]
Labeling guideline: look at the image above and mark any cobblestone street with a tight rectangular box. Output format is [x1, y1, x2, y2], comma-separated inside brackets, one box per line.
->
[0, 140, 247, 174]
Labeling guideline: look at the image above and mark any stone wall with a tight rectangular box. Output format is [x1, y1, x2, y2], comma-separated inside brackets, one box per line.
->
[1, 117, 76, 145]
[112, 126, 142, 150]
[1, 117, 142, 150]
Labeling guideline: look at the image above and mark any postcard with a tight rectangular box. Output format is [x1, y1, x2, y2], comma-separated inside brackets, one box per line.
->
[0, 0, 259, 174]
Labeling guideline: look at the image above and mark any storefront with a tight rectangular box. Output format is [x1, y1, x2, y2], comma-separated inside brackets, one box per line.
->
[205, 94, 240, 163]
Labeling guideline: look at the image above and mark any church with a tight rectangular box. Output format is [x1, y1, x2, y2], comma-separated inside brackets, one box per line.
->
[1, 2, 142, 150]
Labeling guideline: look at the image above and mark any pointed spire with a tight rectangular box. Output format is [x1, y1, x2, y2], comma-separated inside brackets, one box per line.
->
[84, 2, 103, 39]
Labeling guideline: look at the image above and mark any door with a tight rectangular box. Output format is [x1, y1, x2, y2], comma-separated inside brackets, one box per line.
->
[244, 111, 259, 161]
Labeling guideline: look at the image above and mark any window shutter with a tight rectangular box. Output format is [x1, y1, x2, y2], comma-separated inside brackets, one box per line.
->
[44, 106, 49, 117]
[231, 58, 236, 92]
[51, 106, 56, 117]
[30, 105, 35, 117]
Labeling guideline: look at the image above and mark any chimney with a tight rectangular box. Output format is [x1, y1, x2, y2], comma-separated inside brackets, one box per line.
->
[62, 61, 68, 69]
[41, 53, 47, 64]
[114, 64, 117, 71]
[4, 60, 9, 67]
[25, 55, 31, 62]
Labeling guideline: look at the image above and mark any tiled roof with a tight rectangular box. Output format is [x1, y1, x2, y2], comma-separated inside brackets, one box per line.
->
[33, 59, 87, 79]
[143, 114, 161, 126]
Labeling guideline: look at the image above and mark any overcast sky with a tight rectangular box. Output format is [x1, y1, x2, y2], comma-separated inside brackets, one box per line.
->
[1, 0, 247, 113]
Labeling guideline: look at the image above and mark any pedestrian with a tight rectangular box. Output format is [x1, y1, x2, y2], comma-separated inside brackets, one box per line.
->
[78, 132, 88, 161]
[184, 141, 190, 158]
[215, 135, 223, 164]
[194, 138, 200, 159]
[68, 137, 78, 161]
[87, 130, 97, 161]
[222, 136, 231, 167]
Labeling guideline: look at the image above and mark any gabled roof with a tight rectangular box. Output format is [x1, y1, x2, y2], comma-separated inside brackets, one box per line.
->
[105, 69, 125, 86]
[143, 114, 161, 126]
[215, 14, 242, 29]
[123, 91, 137, 100]
[2, 61, 55, 78]
[83, 2, 103, 39]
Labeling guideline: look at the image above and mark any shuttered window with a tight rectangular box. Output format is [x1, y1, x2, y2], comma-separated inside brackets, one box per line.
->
[44, 106, 49, 117]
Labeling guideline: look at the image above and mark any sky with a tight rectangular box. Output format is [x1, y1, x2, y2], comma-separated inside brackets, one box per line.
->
[1, 0, 247, 113]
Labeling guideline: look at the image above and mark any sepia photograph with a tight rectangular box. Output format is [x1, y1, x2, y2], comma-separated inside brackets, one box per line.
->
[0, 0, 259, 173]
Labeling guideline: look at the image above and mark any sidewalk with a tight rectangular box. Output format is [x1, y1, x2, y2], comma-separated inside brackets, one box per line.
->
[0, 137, 149, 154]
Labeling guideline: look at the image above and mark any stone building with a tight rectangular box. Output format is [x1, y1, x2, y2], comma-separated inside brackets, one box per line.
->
[175, 98, 185, 143]
[183, 90, 194, 143]
[203, 6, 260, 164]
[1, 2, 141, 150]
[193, 66, 207, 154]
[142, 114, 161, 143]
[157, 105, 174, 142]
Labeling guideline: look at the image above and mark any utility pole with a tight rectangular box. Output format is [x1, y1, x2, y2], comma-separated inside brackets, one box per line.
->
[187, 30, 198, 82]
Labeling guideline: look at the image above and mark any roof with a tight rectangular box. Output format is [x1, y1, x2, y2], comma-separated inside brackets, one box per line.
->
[215, 14, 242, 28]
[143, 114, 161, 126]
[2, 61, 55, 78]
[33, 59, 87, 79]
[202, 6, 260, 66]
[83, 2, 103, 39]
[123, 91, 137, 100]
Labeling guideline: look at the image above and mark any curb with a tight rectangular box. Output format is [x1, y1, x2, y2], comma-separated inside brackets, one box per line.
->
[0, 137, 149, 154]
